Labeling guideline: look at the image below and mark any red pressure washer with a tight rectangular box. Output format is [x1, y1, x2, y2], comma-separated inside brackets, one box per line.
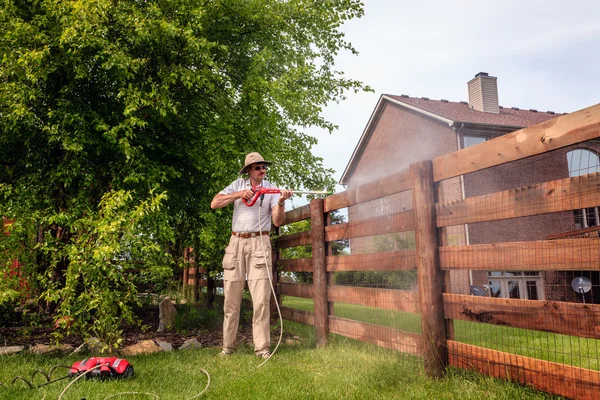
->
[69, 357, 134, 379]
[1, 357, 133, 390]
[242, 186, 330, 207]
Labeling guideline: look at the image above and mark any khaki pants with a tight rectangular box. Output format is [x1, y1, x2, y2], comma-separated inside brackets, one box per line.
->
[222, 234, 272, 354]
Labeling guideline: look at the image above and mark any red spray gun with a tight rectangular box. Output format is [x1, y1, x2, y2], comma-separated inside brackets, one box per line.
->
[242, 186, 330, 207]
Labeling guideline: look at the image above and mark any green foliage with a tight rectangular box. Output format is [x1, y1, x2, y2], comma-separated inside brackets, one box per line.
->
[0, 0, 368, 344]
[174, 304, 218, 333]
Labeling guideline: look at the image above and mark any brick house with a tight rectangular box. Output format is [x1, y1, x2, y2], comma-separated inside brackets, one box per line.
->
[340, 72, 600, 302]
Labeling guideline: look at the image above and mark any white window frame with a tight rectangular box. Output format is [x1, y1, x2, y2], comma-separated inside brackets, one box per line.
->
[567, 149, 600, 229]
[487, 271, 545, 300]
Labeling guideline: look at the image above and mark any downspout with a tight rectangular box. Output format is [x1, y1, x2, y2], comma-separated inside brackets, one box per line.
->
[453, 123, 473, 287]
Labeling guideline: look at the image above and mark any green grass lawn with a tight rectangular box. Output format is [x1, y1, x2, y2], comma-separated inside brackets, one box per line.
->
[0, 321, 558, 400]
[282, 296, 600, 371]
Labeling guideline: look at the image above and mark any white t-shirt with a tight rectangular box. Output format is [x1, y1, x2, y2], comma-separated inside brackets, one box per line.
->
[219, 178, 279, 232]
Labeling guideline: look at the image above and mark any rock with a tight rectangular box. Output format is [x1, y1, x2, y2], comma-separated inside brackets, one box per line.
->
[158, 297, 177, 332]
[0, 346, 24, 355]
[179, 338, 202, 350]
[120, 340, 162, 356]
[29, 343, 74, 355]
[155, 340, 173, 352]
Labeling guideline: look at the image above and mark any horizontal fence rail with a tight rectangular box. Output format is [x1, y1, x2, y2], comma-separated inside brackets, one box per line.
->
[436, 172, 600, 227]
[444, 294, 600, 340]
[440, 238, 600, 271]
[449, 341, 600, 400]
[324, 210, 414, 241]
[433, 102, 600, 182]
[326, 250, 416, 272]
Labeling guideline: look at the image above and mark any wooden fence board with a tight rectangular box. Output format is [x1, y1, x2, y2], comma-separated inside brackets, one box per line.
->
[284, 204, 311, 225]
[326, 250, 416, 272]
[433, 103, 600, 182]
[281, 306, 314, 326]
[324, 169, 411, 212]
[329, 286, 420, 313]
[280, 258, 312, 272]
[276, 231, 311, 249]
[278, 282, 313, 299]
[329, 316, 423, 357]
[437, 172, 600, 226]
[444, 294, 600, 339]
[440, 238, 600, 271]
[325, 210, 414, 241]
[448, 341, 600, 400]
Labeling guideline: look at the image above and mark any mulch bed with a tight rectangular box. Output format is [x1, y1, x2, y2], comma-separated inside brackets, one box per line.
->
[0, 305, 271, 350]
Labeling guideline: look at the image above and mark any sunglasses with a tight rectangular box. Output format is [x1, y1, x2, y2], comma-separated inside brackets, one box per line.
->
[252, 165, 268, 171]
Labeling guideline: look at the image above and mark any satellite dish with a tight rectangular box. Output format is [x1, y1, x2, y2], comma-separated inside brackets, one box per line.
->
[470, 285, 488, 296]
[571, 276, 592, 294]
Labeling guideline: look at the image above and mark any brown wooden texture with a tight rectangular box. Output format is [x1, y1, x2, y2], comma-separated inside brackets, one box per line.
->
[281, 306, 315, 326]
[444, 294, 600, 340]
[433, 103, 600, 182]
[440, 238, 600, 271]
[280, 257, 312, 272]
[436, 172, 600, 227]
[547, 225, 600, 240]
[278, 283, 313, 299]
[324, 169, 411, 212]
[275, 231, 311, 249]
[311, 199, 329, 347]
[411, 160, 447, 377]
[329, 316, 423, 357]
[284, 204, 311, 225]
[328, 285, 420, 313]
[448, 341, 600, 400]
[326, 250, 415, 272]
[324, 210, 414, 241]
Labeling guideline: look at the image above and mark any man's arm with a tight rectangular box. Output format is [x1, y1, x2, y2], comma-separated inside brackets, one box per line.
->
[210, 190, 254, 209]
[271, 190, 292, 227]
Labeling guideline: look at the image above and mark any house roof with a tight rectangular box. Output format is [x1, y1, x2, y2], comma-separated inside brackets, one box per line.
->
[340, 94, 564, 185]
[385, 95, 562, 128]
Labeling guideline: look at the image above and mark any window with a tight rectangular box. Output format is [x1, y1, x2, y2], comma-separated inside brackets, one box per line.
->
[567, 149, 600, 229]
[463, 135, 486, 148]
[487, 271, 544, 300]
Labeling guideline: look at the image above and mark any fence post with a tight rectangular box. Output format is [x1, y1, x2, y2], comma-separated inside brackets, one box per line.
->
[311, 198, 328, 347]
[411, 160, 448, 378]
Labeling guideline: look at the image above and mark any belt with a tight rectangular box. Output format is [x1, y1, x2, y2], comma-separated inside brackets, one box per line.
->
[232, 231, 269, 239]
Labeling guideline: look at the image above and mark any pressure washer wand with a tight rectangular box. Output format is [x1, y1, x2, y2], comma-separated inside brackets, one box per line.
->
[242, 187, 331, 207]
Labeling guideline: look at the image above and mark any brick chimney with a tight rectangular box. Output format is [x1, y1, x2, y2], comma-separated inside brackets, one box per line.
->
[467, 72, 499, 114]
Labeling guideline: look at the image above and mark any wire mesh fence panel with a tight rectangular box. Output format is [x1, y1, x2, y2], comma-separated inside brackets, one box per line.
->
[325, 191, 423, 359]
[437, 140, 600, 399]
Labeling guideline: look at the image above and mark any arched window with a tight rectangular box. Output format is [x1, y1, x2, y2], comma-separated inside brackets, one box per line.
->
[567, 149, 600, 228]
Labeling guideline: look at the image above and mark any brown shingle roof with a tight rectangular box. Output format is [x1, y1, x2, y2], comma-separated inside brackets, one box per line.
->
[385, 94, 561, 127]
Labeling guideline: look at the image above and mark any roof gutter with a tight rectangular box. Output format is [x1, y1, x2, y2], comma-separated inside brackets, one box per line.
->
[383, 95, 455, 126]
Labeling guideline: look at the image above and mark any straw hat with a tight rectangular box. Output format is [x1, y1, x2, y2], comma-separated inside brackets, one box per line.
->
[239, 152, 272, 175]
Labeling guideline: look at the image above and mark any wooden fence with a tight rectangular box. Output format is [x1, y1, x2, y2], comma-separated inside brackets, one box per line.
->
[273, 103, 600, 399]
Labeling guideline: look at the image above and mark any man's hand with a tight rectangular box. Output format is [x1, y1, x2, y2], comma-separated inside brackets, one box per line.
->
[239, 189, 255, 200]
[278, 189, 292, 203]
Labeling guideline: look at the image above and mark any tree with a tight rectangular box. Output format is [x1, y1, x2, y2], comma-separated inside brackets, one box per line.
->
[0, 0, 368, 347]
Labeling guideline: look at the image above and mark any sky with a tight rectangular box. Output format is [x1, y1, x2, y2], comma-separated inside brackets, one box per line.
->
[305, 0, 600, 190]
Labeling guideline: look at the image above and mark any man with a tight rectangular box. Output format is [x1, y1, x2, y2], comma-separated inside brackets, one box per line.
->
[210, 152, 292, 358]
